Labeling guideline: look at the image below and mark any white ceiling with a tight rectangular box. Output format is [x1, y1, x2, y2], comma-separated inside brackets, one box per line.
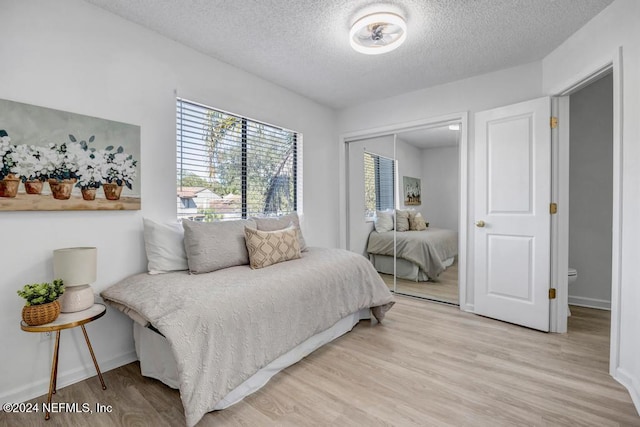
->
[84, 0, 613, 109]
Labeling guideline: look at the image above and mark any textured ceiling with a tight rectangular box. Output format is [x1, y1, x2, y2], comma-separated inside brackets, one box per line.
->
[83, 0, 613, 109]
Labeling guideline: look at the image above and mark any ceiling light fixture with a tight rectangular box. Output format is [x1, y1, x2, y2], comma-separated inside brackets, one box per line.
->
[448, 124, 460, 131]
[350, 12, 407, 55]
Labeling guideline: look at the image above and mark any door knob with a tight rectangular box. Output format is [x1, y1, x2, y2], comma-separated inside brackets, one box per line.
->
[475, 220, 485, 228]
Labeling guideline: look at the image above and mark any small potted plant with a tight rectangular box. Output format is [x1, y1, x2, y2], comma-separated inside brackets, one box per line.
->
[17, 279, 65, 326]
[76, 153, 103, 200]
[0, 130, 20, 198]
[101, 145, 137, 200]
[73, 135, 102, 200]
[44, 142, 81, 200]
[13, 144, 49, 194]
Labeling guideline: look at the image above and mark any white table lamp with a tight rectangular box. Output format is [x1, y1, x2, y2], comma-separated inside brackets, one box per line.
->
[53, 247, 97, 313]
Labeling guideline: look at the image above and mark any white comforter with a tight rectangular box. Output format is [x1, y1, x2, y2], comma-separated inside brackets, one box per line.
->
[101, 247, 394, 426]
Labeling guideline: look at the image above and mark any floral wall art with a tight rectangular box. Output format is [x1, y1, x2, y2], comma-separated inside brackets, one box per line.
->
[0, 98, 140, 211]
[403, 176, 421, 206]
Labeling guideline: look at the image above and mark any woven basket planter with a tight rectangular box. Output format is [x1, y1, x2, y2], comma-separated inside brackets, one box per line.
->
[22, 300, 60, 326]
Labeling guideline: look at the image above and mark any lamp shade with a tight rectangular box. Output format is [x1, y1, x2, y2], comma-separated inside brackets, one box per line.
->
[53, 247, 97, 287]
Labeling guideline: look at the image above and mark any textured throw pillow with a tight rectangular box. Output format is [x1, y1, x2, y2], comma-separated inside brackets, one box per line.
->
[182, 219, 256, 274]
[143, 218, 188, 274]
[244, 226, 301, 269]
[374, 210, 394, 233]
[409, 211, 428, 231]
[395, 209, 410, 232]
[252, 212, 307, 251]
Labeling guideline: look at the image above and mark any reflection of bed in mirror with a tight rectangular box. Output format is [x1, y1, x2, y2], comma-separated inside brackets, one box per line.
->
[367, 228, 458, 281]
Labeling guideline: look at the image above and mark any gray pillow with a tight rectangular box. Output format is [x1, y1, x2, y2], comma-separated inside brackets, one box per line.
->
[395, 209, 410, 232]
[182, 219, 256, 274]
[251, 212, 307, 251]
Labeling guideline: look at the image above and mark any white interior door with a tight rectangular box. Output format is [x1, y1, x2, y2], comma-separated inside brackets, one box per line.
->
[474, 97, 551, 331]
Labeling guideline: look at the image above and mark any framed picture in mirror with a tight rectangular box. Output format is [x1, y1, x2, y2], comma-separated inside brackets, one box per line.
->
[403, 176, 421, 206]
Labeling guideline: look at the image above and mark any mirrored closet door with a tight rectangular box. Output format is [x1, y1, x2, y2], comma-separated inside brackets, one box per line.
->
[346, 125, 461, 305]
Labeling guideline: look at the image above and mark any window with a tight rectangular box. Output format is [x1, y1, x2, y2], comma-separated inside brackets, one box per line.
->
[363, 151, 395, 218]
[176, 98, 299, 221]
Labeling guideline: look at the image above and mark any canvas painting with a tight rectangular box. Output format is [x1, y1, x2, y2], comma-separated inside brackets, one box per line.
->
[403, 176, 421, 206]
[0, 98, 140, 211]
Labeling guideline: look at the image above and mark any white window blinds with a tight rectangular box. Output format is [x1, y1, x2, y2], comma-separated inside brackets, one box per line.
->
[363, 151, 395, 217]
[177, 98, 299, 221]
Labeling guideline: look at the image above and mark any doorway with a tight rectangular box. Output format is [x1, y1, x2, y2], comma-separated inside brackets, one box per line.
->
[562, 72, 614, 366]
[566, 72, 614, 318]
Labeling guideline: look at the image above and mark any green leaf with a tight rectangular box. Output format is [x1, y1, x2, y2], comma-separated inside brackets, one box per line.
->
[89, 135, 95, 143]
[105, 145, 114, 151]
[69, 134, 77, 142]
[117, 146, 124, 154]
[17, 279, 65, 305]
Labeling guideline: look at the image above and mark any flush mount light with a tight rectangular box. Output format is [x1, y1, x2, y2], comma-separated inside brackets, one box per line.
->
[448, 124, 461, 131]
[350, 12, 407, 55]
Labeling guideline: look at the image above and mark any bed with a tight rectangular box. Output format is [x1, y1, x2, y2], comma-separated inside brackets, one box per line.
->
[367, 227, 458, 281]
[101, 217, 394, 427]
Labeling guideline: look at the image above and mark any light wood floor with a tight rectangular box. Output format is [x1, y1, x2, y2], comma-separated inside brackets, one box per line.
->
[3, 299, 638, 426]
[381, 259, 459, 304]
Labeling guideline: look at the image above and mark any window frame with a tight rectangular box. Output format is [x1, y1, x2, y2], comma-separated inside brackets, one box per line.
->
[363, 150, 395, 219]
[176, 98, 301, 221]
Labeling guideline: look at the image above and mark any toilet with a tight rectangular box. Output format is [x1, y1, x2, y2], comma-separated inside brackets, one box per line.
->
[567, 267, 578, 316]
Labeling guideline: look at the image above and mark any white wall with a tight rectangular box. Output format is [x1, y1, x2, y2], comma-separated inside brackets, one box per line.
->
[0, 0, 337, 404]
[420, 145, 459, 231]
[542, 0, 640, 412]
[338, 62, 542, 133]
[568, 74, 613, 310]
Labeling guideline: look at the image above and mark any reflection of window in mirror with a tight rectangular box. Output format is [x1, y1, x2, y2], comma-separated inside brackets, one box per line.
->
[363, 151, 395, 219]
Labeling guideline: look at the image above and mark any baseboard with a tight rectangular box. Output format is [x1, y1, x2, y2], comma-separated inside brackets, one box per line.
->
[462, 303, 474, 313]
[615, 367, 640, 416]
[0, 350, 137, 405]
[568, 295, 611, 310]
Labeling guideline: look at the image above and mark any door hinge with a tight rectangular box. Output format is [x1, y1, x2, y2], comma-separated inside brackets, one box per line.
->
[550, 203, 557, 214]
[549, 288, 557, 299]
[550, 116, 558, 129]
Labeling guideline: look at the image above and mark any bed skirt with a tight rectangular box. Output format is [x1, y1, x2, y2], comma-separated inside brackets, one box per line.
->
[370, 254, 454, 281]
[133, 308, 372, 410]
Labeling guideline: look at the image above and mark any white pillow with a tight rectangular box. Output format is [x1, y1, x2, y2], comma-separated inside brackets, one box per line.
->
[143, 218, 189, 274]
[374, 210, 394, 233]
